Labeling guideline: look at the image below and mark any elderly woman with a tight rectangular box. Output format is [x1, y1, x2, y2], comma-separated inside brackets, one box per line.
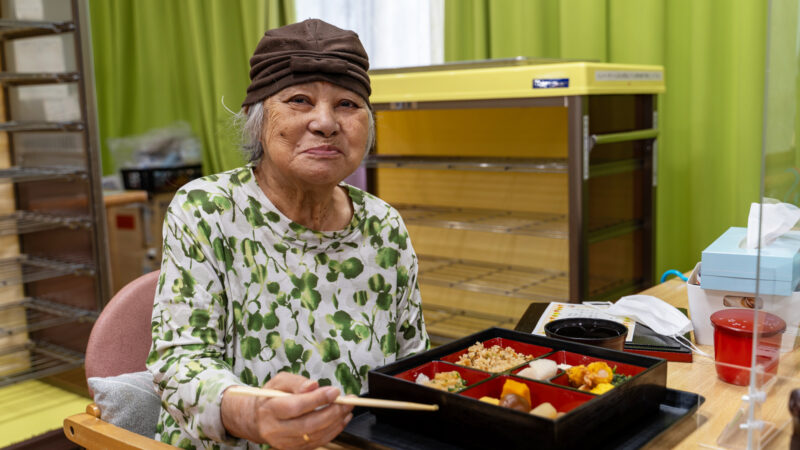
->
[147, 19, 429, 449]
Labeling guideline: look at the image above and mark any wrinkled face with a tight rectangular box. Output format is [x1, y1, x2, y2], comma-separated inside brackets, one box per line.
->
[260, 81, 370, 187]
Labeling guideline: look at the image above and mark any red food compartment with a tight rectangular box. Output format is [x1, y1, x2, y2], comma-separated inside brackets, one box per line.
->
[393, 361, 491, 392]
[544, 350, 646, 377]
[544, 351, 645, 391]
[440, 337, 553, 372]
[460, 375, 595, 416]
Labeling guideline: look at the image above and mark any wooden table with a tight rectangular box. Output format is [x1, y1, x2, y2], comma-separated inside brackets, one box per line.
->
[63, 276, 799, 449]
[638, 278, 800, 449]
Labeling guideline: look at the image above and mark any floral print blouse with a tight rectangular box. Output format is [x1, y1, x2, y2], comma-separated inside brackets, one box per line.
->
[147, 165, 429, 449]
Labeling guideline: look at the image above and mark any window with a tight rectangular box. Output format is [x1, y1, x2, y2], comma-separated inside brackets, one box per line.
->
[294, 0, 444, 69]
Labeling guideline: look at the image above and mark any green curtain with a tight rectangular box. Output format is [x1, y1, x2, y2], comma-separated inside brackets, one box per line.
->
[88, 0, 294, 176]
[445, 0, 768, 279]
[763, 0, 800, 203]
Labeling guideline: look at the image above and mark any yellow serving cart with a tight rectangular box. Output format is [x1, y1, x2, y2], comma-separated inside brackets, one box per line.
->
[366, 59, 665, 344]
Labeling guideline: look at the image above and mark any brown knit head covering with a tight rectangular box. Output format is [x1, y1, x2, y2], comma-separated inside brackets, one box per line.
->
[242, 19, 371, 108]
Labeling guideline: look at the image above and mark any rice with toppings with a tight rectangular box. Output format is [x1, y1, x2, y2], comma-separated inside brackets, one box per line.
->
[455, 341, 532, 372]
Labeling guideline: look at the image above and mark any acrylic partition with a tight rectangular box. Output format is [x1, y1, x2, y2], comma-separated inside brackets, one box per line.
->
[752, 0, 800, 447]
[645, 2, 800, 448]
[705, 0, 800, 448]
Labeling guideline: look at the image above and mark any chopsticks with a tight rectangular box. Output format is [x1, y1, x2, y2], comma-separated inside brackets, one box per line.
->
[226, 386, 439, 411]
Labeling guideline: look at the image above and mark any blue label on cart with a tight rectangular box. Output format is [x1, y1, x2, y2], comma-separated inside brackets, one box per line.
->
[533, 78, 569, 89]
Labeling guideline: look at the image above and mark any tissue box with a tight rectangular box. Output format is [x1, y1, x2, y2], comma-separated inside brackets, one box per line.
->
[701, 227, 800, 296]
[687, 263, 800, 352]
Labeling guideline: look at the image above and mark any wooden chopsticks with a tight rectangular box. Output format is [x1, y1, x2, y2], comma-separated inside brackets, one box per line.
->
[226, 386, 439, 411]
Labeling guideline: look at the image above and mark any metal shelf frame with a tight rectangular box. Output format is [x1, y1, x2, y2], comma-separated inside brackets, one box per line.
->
[0, 255, 95, 288]
[0, 340, 84, 387]
[0, 210, 91, 236]
[0, 120, 84, 132]
[0, 297, 97, 336]
[0, 166, 86, 183]
[0, 72, 80, 86]
[0, 0, 111, 392]
[0, 18, 75, 40]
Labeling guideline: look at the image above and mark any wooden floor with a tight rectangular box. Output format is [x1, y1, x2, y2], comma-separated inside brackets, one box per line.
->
[0, 380, 89, 447]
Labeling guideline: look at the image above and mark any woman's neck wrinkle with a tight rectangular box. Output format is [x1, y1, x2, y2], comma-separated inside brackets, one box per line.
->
[255, 166, 343, 231]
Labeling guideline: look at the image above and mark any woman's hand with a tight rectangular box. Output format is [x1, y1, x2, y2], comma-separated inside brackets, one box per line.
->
[221, 372, 354, 449]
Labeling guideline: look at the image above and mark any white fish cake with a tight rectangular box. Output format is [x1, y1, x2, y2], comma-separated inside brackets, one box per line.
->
[517, 359, 558, 380]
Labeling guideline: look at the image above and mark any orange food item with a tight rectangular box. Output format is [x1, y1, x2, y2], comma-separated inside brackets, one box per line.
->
[566, 361, 615, 391]
[586, 362, 613, 384]
[566, 365, 586, 387]
[500, 379, 531, 406]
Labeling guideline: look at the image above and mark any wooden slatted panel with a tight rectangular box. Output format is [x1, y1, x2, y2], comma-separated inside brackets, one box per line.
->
[377, 169, 568, 215]
[419, 284, 553, 324]
[422, 308, 517, 341]
[410, 226, 567, 271]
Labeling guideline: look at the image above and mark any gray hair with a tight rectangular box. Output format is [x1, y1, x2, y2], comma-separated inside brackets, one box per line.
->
[236, 101, 376, 165]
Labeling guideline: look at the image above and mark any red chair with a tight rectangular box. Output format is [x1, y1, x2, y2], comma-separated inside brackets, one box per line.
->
[63, 270, 173, 449]
[85, 270, 158, 384]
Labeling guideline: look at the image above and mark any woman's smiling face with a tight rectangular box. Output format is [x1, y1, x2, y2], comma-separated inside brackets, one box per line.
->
[260, 81, 370, 188]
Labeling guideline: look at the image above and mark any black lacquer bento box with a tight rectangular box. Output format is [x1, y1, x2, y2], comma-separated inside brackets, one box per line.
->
[366, 327, 669, 450]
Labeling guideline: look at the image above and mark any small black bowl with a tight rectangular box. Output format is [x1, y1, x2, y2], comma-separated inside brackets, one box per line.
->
[544, 318, 627, 351]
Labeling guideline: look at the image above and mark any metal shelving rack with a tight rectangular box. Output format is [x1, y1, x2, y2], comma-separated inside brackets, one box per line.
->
[0, 297, 97, 335]
[0, 340, 85, 386]
[0, 0, 110, 391]
[0, 210, 92, 235]
[368, 60, 663, 344]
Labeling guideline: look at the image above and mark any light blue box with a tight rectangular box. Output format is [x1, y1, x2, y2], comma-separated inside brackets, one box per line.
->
[701, 227, 800, 296]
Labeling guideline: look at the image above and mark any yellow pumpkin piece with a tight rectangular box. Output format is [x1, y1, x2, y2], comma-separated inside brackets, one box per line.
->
[566, 365, 586, 387]
[479, 396, 500, 405]
[500, 379, 531, 406]
[586, 362, 613, 384]
[590, 382, 615, 394]
[529, 401, 558, 419]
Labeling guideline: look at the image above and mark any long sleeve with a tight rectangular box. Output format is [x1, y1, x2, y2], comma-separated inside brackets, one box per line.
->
[396, 250, 430, 357]
[144, 168, 430, 449]
[147, 200, 243, 446]
[387, 213, 429, 358]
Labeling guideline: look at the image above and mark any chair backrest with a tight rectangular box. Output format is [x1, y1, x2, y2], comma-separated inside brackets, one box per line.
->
[85, 270, 160, 390]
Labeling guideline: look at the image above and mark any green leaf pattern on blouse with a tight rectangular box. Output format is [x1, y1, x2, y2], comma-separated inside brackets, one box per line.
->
[147, 166, 429, 449]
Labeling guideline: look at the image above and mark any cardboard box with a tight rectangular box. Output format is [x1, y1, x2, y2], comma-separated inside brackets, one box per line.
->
[144, 192, 176, 264]
[105, 191, 177, 294]
[701, 227, 800, 296]
[687, 262, 800, 352]
[106, 205, 148, 294]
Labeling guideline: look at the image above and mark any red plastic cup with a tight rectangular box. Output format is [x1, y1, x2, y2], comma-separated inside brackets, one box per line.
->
[710, 309, 786, 386]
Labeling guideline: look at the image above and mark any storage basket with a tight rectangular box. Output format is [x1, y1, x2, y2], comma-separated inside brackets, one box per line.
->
[120, 164, 202, 193]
